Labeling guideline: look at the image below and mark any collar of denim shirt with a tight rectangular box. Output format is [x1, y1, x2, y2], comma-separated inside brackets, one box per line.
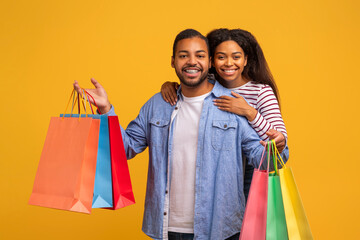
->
[175, 78, 231, 102]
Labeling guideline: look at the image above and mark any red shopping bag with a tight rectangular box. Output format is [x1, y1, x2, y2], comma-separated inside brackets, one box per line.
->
[240, 142, 270, 240]
[108, 115, 135, 209]
[29, 92, 100, 213]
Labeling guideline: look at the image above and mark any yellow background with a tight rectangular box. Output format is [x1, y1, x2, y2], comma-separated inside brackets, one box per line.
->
[1, 0, 359, 239]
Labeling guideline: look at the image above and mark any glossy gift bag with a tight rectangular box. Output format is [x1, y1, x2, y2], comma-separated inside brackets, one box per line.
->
[29, 90, 100, 213]
[108, 115, 135, 209]
[90, 114, 113, 208]
[277, 144, 313, 240]
[266, 142, 288, 240]
[240, 143, 270, 240]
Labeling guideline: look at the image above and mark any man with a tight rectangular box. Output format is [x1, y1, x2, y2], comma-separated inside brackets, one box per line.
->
[74, 29, 289, 240]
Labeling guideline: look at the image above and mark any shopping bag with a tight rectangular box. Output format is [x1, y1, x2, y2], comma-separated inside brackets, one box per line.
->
[91, 114, 113, 208]
[275, 146, 313, 240]
[240, 142, 270, 240]
[29, 90, 100, 213]
[108, 115, 135, 209]
[61, 114, 113, 208]
[266, 142, 288, 240]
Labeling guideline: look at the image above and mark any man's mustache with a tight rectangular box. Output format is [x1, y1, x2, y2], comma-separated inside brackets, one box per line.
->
[182, 65, 202, 71]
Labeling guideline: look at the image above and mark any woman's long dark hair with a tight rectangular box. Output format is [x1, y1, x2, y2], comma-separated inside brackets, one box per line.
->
[207, 28, 280, 105]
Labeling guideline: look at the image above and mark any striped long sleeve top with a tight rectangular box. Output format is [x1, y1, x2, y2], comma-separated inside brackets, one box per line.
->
[232, 81, 287, 140]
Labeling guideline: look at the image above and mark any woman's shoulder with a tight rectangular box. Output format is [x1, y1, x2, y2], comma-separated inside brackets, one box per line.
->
[245, 81, 275, 93]
[247, 81, 269, 88]
[237, 81, 265, 91]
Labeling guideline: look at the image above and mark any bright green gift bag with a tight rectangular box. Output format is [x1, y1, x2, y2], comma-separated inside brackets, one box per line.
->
[266, 141, 288, 240]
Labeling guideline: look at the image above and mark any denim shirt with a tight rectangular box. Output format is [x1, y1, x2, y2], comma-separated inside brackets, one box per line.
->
[105, 80, 289, 240]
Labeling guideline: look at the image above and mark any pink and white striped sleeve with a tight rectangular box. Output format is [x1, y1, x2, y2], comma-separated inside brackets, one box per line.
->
[248, 85, 287, 141]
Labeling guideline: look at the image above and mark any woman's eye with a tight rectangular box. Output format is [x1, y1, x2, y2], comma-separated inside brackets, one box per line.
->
[217, 56, 224, 60]
[233, 55, 241, 59]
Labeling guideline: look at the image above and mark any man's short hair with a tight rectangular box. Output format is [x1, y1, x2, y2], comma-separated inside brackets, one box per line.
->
[172, 29, 210, 57]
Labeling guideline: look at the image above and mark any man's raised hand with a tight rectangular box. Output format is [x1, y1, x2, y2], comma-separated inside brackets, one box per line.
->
[73, 78, 111, 114]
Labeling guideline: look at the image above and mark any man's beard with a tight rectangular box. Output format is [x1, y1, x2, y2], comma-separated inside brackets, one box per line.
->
[176, 69, 209, 88]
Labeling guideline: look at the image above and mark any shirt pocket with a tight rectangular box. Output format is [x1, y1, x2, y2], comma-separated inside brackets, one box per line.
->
[211, 120, 237, 151]
[149, 118, 170, 147]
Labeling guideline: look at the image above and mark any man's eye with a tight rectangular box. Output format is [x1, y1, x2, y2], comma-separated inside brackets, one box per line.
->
[197, 55, 205, 58]
[179, 55, 187, 58]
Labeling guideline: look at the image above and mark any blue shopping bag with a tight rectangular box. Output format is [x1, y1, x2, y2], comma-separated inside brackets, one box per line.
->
[61, 114, 113, 208]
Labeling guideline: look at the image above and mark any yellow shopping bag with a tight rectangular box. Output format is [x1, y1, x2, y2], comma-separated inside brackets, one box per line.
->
[276, 147, 313, 240]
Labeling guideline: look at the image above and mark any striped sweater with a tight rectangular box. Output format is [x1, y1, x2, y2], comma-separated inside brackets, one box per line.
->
[232, 81, 287, 140]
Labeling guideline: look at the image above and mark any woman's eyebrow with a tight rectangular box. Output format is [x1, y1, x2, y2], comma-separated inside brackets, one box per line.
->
[215, 51, 242, 55]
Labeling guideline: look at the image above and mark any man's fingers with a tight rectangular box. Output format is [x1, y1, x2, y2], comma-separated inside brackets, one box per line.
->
[277, 145, 285, 153]
[266, 129, 277, 136]
[272, 132, 286, 153]
[273, 134, 282, 142]
[73, 81, 83, 95]
[90, 78, 103, 89]
[276, 142, 285, 150]
[267, 129, 277, 134]
[261, 139, 283, 151]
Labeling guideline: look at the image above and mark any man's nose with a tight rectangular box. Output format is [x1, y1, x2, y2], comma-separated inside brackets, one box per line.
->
[187, 55, 197, 65]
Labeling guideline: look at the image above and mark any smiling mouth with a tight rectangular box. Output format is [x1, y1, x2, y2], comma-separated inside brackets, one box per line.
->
[222, 69, 238, 73]
[184, 69, 200, 73]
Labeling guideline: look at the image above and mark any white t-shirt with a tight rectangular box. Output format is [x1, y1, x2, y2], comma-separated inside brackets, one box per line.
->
[168, 92, 210, 233]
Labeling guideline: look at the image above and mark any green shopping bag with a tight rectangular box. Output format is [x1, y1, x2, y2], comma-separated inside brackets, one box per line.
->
[266, 140, 288, 239]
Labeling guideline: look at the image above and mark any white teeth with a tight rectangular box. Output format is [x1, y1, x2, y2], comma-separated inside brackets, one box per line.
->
[185, 69, 199, 73]
[224, 69, 236, 73]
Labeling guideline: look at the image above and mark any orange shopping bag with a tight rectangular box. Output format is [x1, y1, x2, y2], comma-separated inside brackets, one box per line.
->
[29, 90, 100, 213]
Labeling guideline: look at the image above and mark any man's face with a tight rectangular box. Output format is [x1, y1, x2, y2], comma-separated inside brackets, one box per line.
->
[171, 37, 210, 88]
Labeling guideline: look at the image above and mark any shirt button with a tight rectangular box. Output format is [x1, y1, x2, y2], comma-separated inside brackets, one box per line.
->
[164, 212, 167, 216]
[224, 124, 227, 128]
[165, 190, 168, 194]
[175, 107, 178, 110]
[156, 121, 160, 125]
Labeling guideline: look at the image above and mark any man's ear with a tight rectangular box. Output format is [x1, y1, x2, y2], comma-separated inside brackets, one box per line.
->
[171, 56, 175, 68]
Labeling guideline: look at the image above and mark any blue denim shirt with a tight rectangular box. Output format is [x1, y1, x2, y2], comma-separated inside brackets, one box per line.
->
[105, 80, 289, 240]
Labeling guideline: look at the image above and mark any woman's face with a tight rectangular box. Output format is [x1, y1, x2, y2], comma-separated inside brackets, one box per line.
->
[213, 40, 248, 88]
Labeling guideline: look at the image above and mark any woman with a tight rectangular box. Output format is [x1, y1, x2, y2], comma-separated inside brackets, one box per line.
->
[161, 28, 287, 200]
